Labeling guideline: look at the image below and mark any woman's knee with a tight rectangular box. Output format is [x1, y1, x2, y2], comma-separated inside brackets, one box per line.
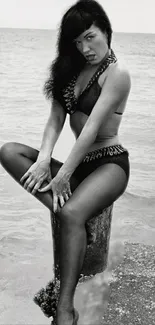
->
[58, 205, 84, 228]
[0, 142, 17, 164]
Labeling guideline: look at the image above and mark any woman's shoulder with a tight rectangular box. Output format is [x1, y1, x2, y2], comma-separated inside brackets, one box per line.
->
[105, 59, 131, 95]
[110, 58, 131, 81]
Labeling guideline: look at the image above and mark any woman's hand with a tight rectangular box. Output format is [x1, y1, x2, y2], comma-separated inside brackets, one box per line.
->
[20, 160, 52, 195]
[38, 170, 72, 213]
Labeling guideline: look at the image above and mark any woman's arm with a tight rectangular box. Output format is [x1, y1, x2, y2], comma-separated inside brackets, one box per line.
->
[60, 64, 131, 175]
[20, 100, 66, 195]
[37, 99, 67, 163]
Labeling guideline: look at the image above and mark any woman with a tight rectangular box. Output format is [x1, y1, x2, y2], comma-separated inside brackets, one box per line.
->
[0, 0, 131, 324]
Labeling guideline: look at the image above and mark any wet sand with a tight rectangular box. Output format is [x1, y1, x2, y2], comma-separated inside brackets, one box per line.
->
[102, 242, 155, 325]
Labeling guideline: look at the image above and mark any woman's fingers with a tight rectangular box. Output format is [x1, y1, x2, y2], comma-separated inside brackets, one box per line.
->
[59, 195, 65, 208]
[38, 182, 52, 192]
[20, 171, 30, 184]
[23, 175, 33, 190]
[64, 192, 69, 201]
[58, 191, 71, 210]
[31, 180, 43, 195]
[53, 194, 58, 213]
[67, 186, 72, 197]
[25, 179, 36, 192]
[21, 172, 44, 194]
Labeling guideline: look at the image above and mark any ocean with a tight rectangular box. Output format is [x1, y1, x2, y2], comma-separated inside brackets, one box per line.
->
[0, 28, 155, 324]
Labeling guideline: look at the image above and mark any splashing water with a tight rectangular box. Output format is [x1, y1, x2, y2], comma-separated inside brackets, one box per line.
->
[76, 241, 124, 324]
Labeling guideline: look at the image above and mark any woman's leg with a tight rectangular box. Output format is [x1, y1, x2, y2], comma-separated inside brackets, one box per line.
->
[0, 142, 79, 210]
[56, 163, 128, 325]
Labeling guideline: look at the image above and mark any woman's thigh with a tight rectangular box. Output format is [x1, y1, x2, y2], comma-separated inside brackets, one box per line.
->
[61, 163, 128, 224]
[0, 142, 80, 196]
[0, 142, 82, 211]
[0, 142, 61, 179]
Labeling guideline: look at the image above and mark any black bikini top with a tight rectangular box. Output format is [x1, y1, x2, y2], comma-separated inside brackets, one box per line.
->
[62, 50, 122, 116]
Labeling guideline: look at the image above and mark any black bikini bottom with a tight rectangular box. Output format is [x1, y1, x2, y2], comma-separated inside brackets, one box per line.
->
[73, 144, 130, 183]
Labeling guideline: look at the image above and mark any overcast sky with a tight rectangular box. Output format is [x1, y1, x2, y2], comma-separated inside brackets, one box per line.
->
[0, 0, 154, 33]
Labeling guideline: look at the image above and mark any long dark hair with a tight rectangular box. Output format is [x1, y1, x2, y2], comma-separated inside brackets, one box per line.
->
[44, 0, 113, 104]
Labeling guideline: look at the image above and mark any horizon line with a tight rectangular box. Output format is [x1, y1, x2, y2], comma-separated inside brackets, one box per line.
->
[0, 26, 155, 35]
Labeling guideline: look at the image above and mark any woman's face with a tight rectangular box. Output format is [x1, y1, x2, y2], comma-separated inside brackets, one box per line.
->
[74, 24, 109, 65]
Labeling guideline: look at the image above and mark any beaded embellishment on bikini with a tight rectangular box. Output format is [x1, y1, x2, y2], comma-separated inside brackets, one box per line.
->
[62, 49, 117, 114]
[83, 144, 128, 163]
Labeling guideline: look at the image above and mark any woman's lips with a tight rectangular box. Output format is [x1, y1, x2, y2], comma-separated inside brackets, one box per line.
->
[86, 54, 96, 61]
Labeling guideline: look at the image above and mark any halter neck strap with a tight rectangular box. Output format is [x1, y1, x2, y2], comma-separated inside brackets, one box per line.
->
[63, 49, 117, 114]
[76, 49, 117, 98]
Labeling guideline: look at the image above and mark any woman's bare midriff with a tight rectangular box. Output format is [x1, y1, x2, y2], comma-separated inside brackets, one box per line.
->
[83, 134, 120, 153]
[69, 109, 124, 154]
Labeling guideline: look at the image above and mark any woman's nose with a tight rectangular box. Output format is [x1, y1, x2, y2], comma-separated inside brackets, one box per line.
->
[82, 41, 90, 54]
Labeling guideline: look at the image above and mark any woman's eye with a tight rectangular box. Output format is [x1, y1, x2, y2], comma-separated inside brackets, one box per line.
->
[75, 40, 81, 46]
[86, 35, 93, 40]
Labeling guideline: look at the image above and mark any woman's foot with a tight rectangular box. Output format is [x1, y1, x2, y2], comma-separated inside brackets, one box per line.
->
[56, 308, 79, 325]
